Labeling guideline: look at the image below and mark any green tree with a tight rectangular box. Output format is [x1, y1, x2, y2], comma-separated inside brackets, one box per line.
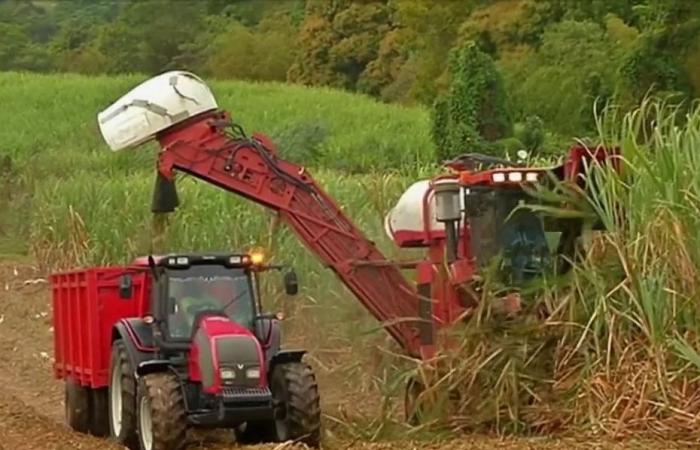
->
[94, 0, 205, 74]
[506, 20, 621, 136]
[432, 42, 513, 162]
[391, 0, 474, 103]
[201, 14, 297, 81]
[0, 23, 53, 71]
[288, 0, 391, 91]
[617, 2, 700, 105]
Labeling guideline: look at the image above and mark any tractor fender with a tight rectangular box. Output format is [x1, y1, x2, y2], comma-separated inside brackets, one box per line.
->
[269, 350, 307, 369]
[135, 360, 173, 377]
[112, 319, 157, 370]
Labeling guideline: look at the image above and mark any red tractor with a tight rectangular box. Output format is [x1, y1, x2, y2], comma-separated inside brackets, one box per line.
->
[52, 252, 321, 450]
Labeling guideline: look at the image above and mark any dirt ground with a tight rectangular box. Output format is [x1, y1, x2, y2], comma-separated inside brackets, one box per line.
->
[0, 261, 694, 450]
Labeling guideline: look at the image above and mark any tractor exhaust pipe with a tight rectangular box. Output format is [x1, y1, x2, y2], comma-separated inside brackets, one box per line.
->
[151, 172, 179, 213]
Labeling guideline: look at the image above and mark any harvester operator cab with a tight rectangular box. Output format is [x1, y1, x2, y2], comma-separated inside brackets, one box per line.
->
[465, 187, 550, 284]
[442, 153, 550, 283]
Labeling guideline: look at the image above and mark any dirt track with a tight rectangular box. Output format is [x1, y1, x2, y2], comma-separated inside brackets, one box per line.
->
[0, 261, 693, 450]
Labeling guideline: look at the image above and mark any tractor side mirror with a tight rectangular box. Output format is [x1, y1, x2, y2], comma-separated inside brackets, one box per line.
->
[283, 269, 298, 296]
[119, 275, 133, 299]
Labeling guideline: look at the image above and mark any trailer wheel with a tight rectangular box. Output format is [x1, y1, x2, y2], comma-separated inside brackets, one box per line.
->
[90, 388, 110, 437]
[269, 362, 321, 447]
[65, 379, 90, 433]
[137, 372, 187, 450]
[109, 340, 138, 449]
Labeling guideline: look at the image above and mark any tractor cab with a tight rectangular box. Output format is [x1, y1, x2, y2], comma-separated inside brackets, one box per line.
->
[131, 252, 297, 344]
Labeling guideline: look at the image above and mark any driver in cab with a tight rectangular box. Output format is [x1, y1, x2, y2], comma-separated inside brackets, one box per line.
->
[169, 277, 251, 338]
[169, 278, 223, 338]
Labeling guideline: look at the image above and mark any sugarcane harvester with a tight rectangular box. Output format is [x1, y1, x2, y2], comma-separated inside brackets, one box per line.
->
[95, 71, 618, 422]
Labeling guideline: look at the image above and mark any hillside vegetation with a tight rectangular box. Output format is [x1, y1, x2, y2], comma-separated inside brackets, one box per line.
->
[2, 0, 699, 160]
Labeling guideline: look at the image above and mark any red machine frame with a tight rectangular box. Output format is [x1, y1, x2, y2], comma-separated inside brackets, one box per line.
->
[153, 110, 618, 360]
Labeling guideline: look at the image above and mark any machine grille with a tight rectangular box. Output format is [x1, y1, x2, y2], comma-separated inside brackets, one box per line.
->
[221, 386, 271, 402]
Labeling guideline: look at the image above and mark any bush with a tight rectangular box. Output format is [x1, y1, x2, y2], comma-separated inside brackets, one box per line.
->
[431, 41, 513, 162]
[270, 121, 329, 165]
[514, 115, 545, 154]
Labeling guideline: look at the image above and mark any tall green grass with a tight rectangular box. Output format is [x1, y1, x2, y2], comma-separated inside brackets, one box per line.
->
[0, 72, 434, 175]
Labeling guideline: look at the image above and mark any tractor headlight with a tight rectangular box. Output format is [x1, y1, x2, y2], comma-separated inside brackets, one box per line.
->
[245, 367, 261, 379]
[220, 368, 236, 380]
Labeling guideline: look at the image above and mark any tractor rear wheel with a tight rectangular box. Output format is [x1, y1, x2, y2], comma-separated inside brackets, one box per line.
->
[108, 340, 138, 449]
[65, 379, 90, 433]
[269, 362, 321, 447]
[90, 388, 110, 437]
[136, 372, 187, 450]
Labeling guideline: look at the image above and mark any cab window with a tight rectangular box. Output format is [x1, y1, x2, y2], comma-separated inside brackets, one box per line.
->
[165, 265, 255, 339]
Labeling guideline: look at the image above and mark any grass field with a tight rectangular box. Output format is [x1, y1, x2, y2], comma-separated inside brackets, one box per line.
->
[3, 72, 700, 444]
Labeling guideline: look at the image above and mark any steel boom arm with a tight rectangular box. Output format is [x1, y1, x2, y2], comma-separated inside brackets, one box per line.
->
[156, 111, 424, 357]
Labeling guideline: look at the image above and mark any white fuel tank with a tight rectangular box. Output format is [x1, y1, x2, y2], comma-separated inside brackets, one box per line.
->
[385, 180, 466, 247]
[97, 71, 218, 151]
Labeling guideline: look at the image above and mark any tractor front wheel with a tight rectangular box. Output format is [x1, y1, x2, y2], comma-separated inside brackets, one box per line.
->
[136, 372, 187, 450]
[108, 340, 138, 449]
[269, 362, 321, 447]
[65, 379, 90, 433]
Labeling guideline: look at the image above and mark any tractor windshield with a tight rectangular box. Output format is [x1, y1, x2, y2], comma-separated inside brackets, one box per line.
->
[466, 188, 550, 284]
[165, 265, 255, 339]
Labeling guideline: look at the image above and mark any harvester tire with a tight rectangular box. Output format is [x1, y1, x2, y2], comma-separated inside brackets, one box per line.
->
[109, 340, 139, 450]
[269, 362, 321, 447]
[136, 372, 187, 450]
[65, 379, 90, 433]
[90, 387, 110, 437]
[404, 377, 425, 425]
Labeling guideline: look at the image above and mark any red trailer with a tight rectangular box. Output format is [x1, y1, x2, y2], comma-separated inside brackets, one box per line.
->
[52, 268, 149, 387]
[51, 253, 321, 450]
[52, 267, 149, 436]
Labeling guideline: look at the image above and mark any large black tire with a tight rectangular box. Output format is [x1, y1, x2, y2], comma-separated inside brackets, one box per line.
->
[235, 420, 274, 445]
[65, 379, 90, 433]
[90, 387, 110, 437]
[109, 339, 139, 449]
[269, 362, 321, 447]
[136, 372, 187, 450]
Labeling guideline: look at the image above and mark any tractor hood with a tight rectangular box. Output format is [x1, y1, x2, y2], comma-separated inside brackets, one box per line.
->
[189, 315, 266, 395]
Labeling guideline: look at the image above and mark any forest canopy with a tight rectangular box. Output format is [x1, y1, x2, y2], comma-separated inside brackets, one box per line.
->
[2, 0, 699, 159]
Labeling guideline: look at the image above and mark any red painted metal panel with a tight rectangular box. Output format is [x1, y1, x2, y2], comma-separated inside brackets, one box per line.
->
[156, 111, 425, 357]
[51, 267, 149, 388]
